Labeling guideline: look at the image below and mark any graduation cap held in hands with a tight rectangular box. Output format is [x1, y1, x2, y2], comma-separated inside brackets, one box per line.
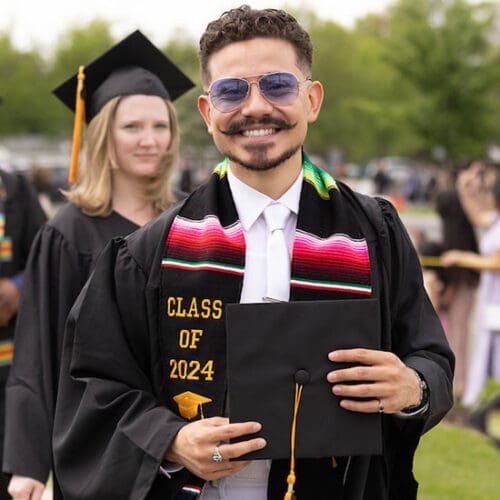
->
[226, 299, 382, 497]
[52, 30, 195, 183]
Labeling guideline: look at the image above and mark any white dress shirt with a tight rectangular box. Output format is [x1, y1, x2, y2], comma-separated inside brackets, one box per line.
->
[199, 167, 302, 499]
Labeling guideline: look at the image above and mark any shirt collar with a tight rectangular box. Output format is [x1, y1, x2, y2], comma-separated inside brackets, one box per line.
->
[227, 167, 302, 231]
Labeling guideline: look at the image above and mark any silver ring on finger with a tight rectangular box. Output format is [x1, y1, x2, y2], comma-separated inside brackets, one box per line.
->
[212, 446, 223, 463]
[378, 399, 385, 414]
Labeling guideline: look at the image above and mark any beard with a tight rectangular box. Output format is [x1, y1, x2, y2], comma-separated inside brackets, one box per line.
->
[225, 143, 301, 171]
[218, 116, 301, 171]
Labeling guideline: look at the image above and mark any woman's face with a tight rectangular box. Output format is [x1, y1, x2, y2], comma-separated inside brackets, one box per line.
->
[111, 94, 171, 181]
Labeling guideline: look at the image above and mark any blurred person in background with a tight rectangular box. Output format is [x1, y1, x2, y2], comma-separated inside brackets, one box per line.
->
[435, 164, 480, 401]
[417, 238, 446, 315]
[442, 162, 500, 408]
[373, 160, 391, 195]
[30, 165, 59, 219]
[2, 31, 193, 500]
[0, 168, 46, 500]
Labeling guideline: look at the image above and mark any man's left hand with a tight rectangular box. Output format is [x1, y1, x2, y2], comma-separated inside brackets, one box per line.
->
[326, 348, 421, 414]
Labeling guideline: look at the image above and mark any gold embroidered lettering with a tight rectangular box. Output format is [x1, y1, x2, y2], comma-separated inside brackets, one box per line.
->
[169, 359, 178, 378]
[178, 329, 190, 348]
[169, 359, 215, 382]
[178, 329, 204, 349]
[187, 360, 201, 380]
[166, 297, 177, 317]
[187, 297, 200, 318]
[166, 297, 223, 319]
[177, 360, 188, 379]
[200, 360, 215, 381]
[212, 300, 222, 320]
[201, 299, 211, 319]
[176, 297, 187, 317]
[189, 329, 203, 349]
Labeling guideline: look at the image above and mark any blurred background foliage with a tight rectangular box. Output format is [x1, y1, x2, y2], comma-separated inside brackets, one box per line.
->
[0, 0, 499, 164]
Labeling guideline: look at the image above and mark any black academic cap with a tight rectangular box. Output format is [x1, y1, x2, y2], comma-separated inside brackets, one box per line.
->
[53, 30, 195, 123]
[226, 299, 382, 462]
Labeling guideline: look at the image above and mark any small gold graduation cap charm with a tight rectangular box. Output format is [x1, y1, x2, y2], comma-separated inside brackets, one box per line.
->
[173, 391, 212, 420]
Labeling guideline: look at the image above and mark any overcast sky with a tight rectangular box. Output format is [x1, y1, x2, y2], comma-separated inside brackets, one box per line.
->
[1, 0, 408, 53]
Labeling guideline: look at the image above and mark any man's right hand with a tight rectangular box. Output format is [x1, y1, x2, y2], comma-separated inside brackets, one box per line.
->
[164, 417, 266, 481]
[8, 475, 45, 500]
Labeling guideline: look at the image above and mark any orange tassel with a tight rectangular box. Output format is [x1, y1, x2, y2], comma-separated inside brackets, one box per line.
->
[68, 65, 86, 183]
[283, 383, 303, 500]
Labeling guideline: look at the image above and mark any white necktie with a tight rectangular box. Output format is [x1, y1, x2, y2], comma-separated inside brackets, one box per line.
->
[263, 202, 291, 302]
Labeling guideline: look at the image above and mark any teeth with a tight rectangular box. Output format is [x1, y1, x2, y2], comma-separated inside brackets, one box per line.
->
[242, 128, 275, 137]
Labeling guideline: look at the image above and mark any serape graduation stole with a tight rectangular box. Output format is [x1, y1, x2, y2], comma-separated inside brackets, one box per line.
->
[0, 340, 14, 366]
[159, 154, 373, 498]
[162, 154, 372, 301]
[159, 154, 373, 415]
[0, 181, 12, 263]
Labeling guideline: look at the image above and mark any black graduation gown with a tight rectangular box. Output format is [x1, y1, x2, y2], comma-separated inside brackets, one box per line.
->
[53, 185, 453, 500]
[3, 203, 139, 492]
[0, 170, 46, 498]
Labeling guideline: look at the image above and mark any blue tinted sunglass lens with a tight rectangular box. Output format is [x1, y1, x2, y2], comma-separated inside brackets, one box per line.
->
[211, 78, 249, 112]
[259, 73, 298, 104]
[209, 73, 301, 112]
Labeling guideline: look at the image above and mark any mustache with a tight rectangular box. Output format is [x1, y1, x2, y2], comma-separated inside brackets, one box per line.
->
[220, 117, 296, 136]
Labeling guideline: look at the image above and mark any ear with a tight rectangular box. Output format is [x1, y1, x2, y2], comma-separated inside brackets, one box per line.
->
[198, 95, 213, 135]
[306, 80, 324, 123]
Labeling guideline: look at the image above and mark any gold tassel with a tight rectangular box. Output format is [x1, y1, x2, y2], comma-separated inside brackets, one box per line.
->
[68, 65, 86, 183]
[284, 383, 303, 500]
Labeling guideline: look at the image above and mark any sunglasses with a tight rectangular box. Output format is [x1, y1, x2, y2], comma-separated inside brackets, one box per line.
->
[208, 72, 312, 113]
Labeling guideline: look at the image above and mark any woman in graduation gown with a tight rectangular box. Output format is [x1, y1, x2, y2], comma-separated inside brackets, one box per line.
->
[3, 31, 194, 500]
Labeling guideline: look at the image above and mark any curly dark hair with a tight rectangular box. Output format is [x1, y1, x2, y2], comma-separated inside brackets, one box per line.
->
[199, 4, 313, 87]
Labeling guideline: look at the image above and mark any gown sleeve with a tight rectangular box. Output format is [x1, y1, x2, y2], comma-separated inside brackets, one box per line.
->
[378, 197, 454, 432]
[53, 237, 186, 500]
[3, 224, 91, 482]
[16, 173, 48, 265]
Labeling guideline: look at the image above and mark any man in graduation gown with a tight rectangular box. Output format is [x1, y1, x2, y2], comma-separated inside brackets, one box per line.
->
[53, 6, 454, 500]
[0, 168, 46, 498]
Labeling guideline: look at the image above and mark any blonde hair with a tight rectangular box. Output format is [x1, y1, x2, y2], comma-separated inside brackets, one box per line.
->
[64, 95, 179, 217]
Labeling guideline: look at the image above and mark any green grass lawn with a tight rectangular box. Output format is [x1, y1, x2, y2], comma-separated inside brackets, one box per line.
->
[414, 422, 499, 499]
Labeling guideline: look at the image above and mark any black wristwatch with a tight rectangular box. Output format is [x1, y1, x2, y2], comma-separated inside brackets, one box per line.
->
[397, 371, 429, 417]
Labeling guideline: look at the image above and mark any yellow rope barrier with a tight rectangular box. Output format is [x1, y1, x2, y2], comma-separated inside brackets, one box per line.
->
[419, 256, 500, 270]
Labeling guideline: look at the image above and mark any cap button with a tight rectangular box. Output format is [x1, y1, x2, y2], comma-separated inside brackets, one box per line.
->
[294, 369, 310, 385]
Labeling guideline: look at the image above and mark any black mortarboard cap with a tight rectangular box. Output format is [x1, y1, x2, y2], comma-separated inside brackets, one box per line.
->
[53, 30, 195, 124]
[226, 299, 382, 463]
[52, 30, 195, 183]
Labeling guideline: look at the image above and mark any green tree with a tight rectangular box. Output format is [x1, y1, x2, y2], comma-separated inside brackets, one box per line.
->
[293, 10, 420, 163]
[383, 0, 500, 160]
[162, 36, 214, 157]
[312, 18, 417, 162]
[0, 33, 50, 134]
